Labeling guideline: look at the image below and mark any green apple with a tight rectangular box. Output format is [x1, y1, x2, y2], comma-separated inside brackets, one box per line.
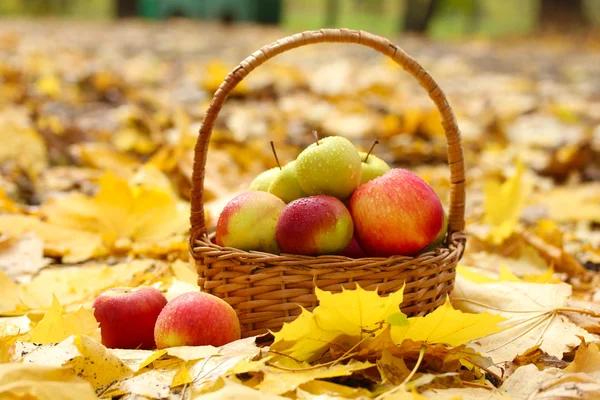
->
[249, 167, 281, 191]
[358, 151, 390, 185]
[296, 136, 362, 199]
[268, 161, 307, 203]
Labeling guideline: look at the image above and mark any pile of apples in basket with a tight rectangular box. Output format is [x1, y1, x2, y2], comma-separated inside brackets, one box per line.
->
[216, 133, 447, 258]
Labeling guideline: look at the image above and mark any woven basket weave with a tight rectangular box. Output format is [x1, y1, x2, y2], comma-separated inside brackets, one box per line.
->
[190, 29, 467, 338]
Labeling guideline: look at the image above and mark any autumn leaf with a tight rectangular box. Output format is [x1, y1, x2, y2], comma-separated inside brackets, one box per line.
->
[483, 160, 533, 245]
[0, 232, 50, 282]
[0, 215, 104, 263]
[29, 296, 99, 344]
[193, 378, 287, 400]
[389, 297, 506, 347]
[0, 363, 97, 400]
[41, 168, 188, 249]
[0, 270, 21, 315]
[272, 285, 407, 363]
[22, 334, 133, 393]
[565, 341, 600, 377]
[451, 274, 599, 364]
[456, 265, 559, 284]
[256, 357, 373, 395]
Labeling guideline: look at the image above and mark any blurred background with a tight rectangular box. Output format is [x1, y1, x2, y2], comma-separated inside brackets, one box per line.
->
[1, 0, 600, 37]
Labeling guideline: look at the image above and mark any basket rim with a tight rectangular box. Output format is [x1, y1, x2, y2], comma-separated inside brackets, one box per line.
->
[192, 230, 466, 267]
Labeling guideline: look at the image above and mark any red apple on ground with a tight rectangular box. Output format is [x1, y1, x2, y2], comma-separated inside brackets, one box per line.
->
[216, 191, 286, 254]
[339, 236, 367, 258]
[275, 195, 353, 256]
[349, 168, 444, 257]
[93, 287, 167, 349]
[154, 291, 241, 349]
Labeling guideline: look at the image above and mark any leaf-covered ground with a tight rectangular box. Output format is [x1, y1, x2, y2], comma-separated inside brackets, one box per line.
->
[0, 20, 599, 399]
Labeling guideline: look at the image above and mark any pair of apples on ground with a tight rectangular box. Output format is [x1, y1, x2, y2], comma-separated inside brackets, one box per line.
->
[93, 287, 241, 350]
[216, 135, 447, 257]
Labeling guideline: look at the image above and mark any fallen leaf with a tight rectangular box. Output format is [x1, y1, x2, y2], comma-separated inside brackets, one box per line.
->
[23, 334, 133, 393]
[193, 378, 287, 399]
[0, 214, 104, 263]
[451, 275, 599, 364]
[0, 363, 97, 400]
[257, 358, 373, 395]
[565, 341, 600, 377]
[111, 348, 167, 372]
[0, 271, 21, 314]
[483, 160, 533, 245]
[0, 232, 51, 282]
[42, 169, 188, 249]
[29, 296, 99, 344]
[389, 297, 506, 347]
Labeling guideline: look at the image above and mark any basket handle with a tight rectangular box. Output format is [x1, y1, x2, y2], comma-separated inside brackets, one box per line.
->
[190, 29, 466, 246]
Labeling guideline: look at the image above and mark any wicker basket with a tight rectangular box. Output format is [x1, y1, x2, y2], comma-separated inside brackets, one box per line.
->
[190, 29, 467, 338]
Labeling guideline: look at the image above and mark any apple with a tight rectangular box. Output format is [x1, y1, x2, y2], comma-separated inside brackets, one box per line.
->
[276, 195, 353, 256]
[339, 236, 367, 258]
[268, 161, 307, 203]
[358, 152, 390, 185]
[249, 167, 281, 191]
[93, 287, 167, 349]
[216, 191, 286, 254]
[154, 291, 241, 348]
[296, 135, 362, 200]
[349, 168, 444, 257]
[420, 209, 448, 253]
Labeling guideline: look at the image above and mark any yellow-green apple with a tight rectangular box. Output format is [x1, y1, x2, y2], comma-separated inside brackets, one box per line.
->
[296, 136, 361, 199]
[349, 168, 444, 257]
[358, 143, 390, 184]
[93, 287, 167, 349]
[275, 195, 353, 255]
[154, 291, 240, 348]
[249, 167, 280, 191]
[339, 236, 367, 258]
[420, 209, 448, 253]
[216, 191, 285, 254]
[268, 161, 307, 203]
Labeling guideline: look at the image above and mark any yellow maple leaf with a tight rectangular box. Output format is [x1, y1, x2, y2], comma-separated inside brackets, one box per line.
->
[483, 160, 533, 245]
[171, 362, 193, 388]
[0, 363, 97, 400]
[313, 285, 407, 337]
[389, 297, 506, 347]
[565, 341, 600, 375]
[29, 296, 99, 344]
[271, 285, 408, 362]
[42, 168, 188, 249]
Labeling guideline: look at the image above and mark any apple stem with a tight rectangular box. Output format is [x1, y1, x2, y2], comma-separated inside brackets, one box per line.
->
[312, 130, 320, 146]
[270, 141, 282, 170]
[364, 140, 379, 163]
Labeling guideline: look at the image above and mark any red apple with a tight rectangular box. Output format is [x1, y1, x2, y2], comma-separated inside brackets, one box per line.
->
[349, 168, 444, 257]
[154, 292, 240, 349]
[340, 236, 367, 258]
[275, 195, 353, 256]
[93, 287, 167, 349]
[216, 191, 285, 254]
